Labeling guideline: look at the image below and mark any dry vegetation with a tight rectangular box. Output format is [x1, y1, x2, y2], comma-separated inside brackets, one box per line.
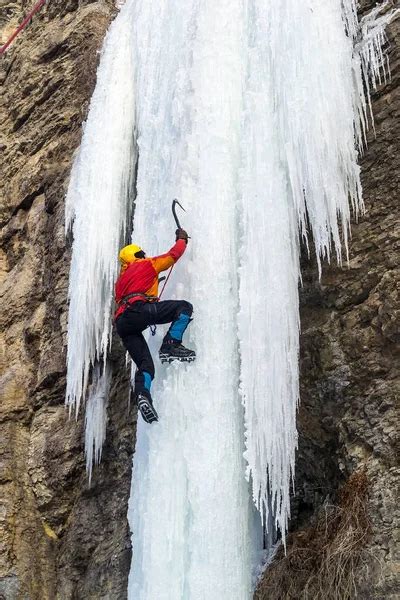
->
[255, 471, 373, 600]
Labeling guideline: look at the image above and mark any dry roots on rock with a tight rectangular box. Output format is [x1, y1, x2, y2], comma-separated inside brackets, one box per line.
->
[255, 471, 372, 600]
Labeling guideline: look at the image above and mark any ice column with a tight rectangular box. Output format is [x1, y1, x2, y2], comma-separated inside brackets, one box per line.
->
[85, 364, 111, 485]
[65, 0, 136, 417]
[238, 0, 398, 542]
[238, 0, 300, 540]
[128, 1, 256, 598]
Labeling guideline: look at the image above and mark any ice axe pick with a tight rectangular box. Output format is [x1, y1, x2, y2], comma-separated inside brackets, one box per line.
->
[172, 199, 186, 231]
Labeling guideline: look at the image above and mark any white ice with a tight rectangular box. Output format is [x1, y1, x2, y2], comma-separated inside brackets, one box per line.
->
[238, 0, 366, 538]
[64, 0, 397, 596]
[65, 0, 136, 416]
[128, 1, 257, 597]
[85, 364, 111, 486]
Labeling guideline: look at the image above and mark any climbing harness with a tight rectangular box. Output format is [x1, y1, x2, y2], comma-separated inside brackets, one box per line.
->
[1, 0, 48, 55]
[118, 292, 159, 335]
[118, 292, 159, 307]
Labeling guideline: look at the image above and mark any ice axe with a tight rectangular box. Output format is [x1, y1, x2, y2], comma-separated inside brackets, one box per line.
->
[172, 198, 186, 230]
[158, 199, 188, 302]
[172, 198, 190, 239]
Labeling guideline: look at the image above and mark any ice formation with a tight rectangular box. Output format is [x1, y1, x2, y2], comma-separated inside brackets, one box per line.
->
[65, 1, 136, 417]
[84, 364, 111, 485]
[64, 0, 397, 595]
[354, 2, 399, 121]
[127, 2, 258, 596]
[238, 0, 398, 541]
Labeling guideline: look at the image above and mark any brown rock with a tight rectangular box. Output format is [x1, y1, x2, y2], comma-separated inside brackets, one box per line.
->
[1, 2, 136, 599]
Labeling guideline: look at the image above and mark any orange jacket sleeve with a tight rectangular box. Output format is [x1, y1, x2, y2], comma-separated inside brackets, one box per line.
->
[150, 239, 187, 274]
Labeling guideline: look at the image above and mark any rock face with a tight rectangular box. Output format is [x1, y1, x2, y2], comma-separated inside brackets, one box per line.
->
[1, 2, 135, 599]
[1, 2, 399, 600]
[256, 7, 400, 599]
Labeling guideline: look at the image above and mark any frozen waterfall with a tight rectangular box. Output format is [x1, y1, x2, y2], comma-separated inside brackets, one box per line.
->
[65, 5, 136, 416]
[64, 0, 398, 597]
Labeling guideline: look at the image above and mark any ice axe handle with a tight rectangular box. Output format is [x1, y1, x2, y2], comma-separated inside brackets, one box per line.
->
[172, 199, 190, 238]
[172, 199, 184, 229]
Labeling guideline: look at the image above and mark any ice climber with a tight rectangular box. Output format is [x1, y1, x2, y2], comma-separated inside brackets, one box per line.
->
[114, 229, 195, 424]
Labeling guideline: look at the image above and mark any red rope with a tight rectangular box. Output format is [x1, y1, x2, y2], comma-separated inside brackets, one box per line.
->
[147, 265, 174, 335]
[158, 266, 174, 301]
[1, 0, 47, 56]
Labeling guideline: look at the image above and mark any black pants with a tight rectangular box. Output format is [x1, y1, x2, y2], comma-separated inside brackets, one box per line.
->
[115, 300, 193, 393]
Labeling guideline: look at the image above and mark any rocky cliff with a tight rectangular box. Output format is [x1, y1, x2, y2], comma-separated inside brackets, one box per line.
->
[1, 1, 399, 599]
[1, 2, 134, 599]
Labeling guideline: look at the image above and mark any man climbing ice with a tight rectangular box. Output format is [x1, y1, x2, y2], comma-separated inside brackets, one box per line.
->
[114, 228, 195, 424]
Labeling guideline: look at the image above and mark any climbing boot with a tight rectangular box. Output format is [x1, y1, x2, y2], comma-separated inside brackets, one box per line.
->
[159, 338, 196, 364]
[136, 390, 158, 424]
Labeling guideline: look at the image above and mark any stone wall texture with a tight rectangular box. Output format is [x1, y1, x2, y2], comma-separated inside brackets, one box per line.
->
[1, 1, 399, 599]
[1, 2, 135, 599]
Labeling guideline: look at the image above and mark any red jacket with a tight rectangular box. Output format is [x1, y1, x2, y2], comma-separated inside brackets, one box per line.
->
[114, 240, 187, 319]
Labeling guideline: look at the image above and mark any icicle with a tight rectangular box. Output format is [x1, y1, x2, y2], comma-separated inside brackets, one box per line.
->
[85, 363, 111, 485]
[357, 3, 399, 91]
[343, 1, 399, 144]
[65, 0, 136, 416]
[238, 0, 398, 546]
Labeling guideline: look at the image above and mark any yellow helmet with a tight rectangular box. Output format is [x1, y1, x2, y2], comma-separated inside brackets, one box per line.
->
[118, 244, 144, 267]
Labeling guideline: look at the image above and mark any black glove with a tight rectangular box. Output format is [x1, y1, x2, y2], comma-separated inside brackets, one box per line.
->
[175, 228, 189, 243]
